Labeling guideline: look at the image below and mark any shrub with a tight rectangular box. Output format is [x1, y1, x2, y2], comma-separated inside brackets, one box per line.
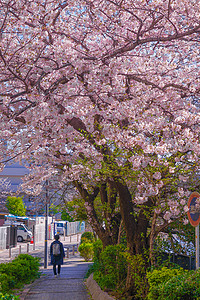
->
[85, 240, 103, 279]
[93, 239, 103, 262]
[0, 293, 19, 300]
[147, 266, 189, 300]
[0, 254, 40, 294]
[0, 274, 17, 294]
[93, 244, 127, 290]
[15, 254, 40, 281]
[79, 242, 94, 261]
[125, 253, 149, 299]
[158, 270, 200, 300]
[0, 262, 27, 288]
[80, 232, 95, 244]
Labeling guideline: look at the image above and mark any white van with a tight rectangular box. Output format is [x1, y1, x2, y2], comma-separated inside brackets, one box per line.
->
[4, 221, 33, 242]
[16, 224, 33, 242]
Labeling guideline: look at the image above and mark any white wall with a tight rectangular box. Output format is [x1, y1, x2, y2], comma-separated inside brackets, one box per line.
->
[0, 226, 7, 249]
[34, 216, 53, 243]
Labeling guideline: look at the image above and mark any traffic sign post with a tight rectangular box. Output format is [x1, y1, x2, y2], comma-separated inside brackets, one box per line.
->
[196, 225, 200, 270]
[187, 192, 200, 270]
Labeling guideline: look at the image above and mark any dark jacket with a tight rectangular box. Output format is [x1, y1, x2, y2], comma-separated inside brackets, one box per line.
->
[50, 240, 65, 265]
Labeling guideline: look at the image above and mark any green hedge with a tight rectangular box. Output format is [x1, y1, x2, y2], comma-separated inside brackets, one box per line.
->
[80, 232, 95, 244]
[0, 254, 40, 295]
[158, 270, 200, 300]
[93, 239, 103, 262]
[147, 266, 200, 300]
[79, 242, 94, 261]
[84, 238, 200, 299]
[125, 253, 149, 299]
[93, 244, 127, 290]
[0, 293, 19, 300]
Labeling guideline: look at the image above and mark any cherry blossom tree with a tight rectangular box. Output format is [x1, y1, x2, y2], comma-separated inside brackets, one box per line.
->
[1, 0, 200, 294]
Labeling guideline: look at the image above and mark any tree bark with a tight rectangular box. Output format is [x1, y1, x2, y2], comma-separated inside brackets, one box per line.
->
[114, 181, 136, 253]
[74, 181, 119, 247]
[114, 180, 151, 296]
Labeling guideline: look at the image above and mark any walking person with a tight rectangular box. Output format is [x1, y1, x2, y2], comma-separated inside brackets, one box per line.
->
[50, 234, 65, 278]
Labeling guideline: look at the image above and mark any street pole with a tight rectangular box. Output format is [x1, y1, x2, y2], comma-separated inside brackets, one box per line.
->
[44, 180, 49, 269]
[196, 224, 199, 270]
[187, 192, 200, 270]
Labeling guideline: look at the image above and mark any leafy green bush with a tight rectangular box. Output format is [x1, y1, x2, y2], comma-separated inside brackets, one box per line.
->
[80, 232, 95, 244]
[93, 239, 103, 262]
[0, 274, 16, 294]
[0, 293, 19, 300]
[157, 270, 200, 300]
[0, 254, 40, 294]
[79, 242, 94, 261]
[147, 266, 189, 300]
[93, 244, 127, 290]
[15, 254, 40, 281]
[124, 253, 149, 299]
[85, 239, 103, 279]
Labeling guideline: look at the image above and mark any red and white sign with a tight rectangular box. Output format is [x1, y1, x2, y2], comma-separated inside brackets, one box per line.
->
[187, 192, 200, 227]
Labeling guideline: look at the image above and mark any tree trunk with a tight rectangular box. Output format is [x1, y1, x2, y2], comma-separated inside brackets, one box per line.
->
[114, 181, 136, 253]
[114, 180, 150, 297]
[149, 211, 157, 266]
[117, 219, 123, 245]
[99, 182, 121, 245]
[74, 181, 118, 248]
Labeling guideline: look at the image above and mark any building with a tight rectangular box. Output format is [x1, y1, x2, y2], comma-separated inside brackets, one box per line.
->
[0, 162, 44, 215]
[0, 162, 29, 193]
[0, 161, 62, 216]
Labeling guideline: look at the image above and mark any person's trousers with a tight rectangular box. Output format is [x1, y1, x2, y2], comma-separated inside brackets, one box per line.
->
[53, 264, 61, 275]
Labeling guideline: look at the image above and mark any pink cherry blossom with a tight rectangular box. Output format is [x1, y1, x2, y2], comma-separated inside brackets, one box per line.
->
[0, 0, 199, 269]
[153, 172, 162, 180]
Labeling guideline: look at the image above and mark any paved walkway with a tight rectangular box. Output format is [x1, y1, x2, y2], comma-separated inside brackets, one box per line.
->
[0, 235, 93, 300]
[21, 254, 92, 300]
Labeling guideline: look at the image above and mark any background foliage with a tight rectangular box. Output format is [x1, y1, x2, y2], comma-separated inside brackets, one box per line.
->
[0, 254, 40, 294]
[5, 197, 26, 217]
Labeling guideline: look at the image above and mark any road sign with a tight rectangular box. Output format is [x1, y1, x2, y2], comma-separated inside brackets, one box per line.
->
[187, 192, 200, 270]
[187, 192, 200, 227]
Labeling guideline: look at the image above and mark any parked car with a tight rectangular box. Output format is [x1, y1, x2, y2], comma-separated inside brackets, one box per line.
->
[16, 223, 33, 242]
[4, 221, 33, 242]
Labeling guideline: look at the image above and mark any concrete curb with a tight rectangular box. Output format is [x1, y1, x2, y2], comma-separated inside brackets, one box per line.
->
[86, 274, 116, 300]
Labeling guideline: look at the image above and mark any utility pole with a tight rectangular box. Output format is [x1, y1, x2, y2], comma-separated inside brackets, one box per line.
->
[44, 180, 49, 269]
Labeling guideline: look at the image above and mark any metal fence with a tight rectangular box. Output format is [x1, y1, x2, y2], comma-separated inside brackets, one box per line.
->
[34, 218, 85, 242]
[160, 252, 196, 270]
[65, 221, 85, 236]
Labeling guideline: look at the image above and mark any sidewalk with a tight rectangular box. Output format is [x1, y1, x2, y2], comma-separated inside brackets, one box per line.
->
[20, 254, 92, 300]
[0, 235, 93, 300]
